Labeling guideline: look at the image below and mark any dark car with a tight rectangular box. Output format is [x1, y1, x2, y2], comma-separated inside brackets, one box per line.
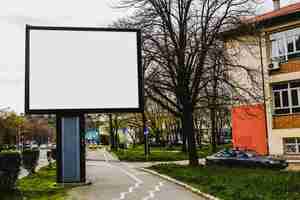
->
[23, 144, 31, 150]
[206, 149, 288, 169]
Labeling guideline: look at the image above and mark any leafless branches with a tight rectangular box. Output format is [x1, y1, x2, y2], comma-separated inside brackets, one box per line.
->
[114, 0, 260, 165]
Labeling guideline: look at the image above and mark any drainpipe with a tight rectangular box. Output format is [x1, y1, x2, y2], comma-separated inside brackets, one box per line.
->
[273, 0, 280, 11]
[259, 34, 270, 155]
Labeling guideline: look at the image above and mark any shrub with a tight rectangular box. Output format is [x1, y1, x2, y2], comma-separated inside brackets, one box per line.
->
[0, 151, 21, 190]
[51, 148, 56, 160]
[22, 149, 40, 174]
[0, 144, 17, 152]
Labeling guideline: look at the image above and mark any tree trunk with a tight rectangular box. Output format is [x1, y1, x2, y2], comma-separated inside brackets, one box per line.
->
[198, 119, 203, 148]
[109, 114, 115, 150]
[210, 108, 217, 153]
[181, 128, 187, 152]
[114, 116, 119, 151]
[155, 129, 160, 144]
[114, 129, 119, 151]
[182, 102, 199, 166]
[197, 132, 202, 149]
[175, 122, 179, 144]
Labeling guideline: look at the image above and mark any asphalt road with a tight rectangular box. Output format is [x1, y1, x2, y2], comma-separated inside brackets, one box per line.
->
[67, 149, 205, 200]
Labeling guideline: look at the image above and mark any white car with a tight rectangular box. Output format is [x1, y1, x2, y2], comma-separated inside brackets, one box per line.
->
[40, 144, 48, 149]
[31, 144, 39, 149]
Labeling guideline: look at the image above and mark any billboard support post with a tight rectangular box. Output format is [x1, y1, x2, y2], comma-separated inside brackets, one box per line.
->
[56, 114, 86, 183]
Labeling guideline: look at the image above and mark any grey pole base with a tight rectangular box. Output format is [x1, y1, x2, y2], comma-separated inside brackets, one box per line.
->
[56, 114, 86, 183]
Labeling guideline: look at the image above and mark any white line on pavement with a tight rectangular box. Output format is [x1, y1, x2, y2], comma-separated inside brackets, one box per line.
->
[142, 182, 164, 200]
[103, 150, 167, 200]
[103, 149, 108, 162]
[101, 150, 144, 200]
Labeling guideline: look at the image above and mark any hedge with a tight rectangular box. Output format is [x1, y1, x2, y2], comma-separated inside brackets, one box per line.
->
[51, 148, 56, 160]
[0, 144, 17, 152]
[0, 151, 21, 190]
[22, 149, 40, 174]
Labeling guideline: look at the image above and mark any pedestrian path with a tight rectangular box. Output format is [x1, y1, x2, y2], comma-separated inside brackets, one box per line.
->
[86, 148, 119, 162]
[67, 149, 205, 200]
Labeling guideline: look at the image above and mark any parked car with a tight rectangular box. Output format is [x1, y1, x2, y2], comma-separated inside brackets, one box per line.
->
[206, 149, 288, 169]
[31, 144, 39, 150]
[47, 144, 56, 149]
[23, 144, 31, 150]
[88, 143, 97, 150]
[39, 144, 48, 149]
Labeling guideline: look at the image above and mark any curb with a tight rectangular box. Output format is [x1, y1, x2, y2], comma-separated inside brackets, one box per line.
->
[140, 168, 221, 200]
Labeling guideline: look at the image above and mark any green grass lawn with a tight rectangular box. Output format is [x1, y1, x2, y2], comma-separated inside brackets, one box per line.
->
[113, 147, 188, 162]
[112, 144, 230, 162]
[1, 165, 72, 200]
[150, 164, 300, 200]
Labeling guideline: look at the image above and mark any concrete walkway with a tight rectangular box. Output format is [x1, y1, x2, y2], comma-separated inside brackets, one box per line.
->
[67, 149, 206, 200]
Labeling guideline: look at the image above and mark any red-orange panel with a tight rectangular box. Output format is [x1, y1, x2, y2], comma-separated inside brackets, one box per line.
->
[232, 104, 268, 155]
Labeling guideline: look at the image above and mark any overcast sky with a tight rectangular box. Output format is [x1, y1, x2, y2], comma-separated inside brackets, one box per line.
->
[0, 0, 299, 114]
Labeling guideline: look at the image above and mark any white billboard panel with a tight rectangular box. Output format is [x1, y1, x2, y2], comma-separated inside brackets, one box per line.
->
[25, 26, 143, 114]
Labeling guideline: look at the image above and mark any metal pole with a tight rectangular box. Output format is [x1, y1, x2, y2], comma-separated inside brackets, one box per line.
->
[259, 34, 270, 155]
[142, 112, 148, 157]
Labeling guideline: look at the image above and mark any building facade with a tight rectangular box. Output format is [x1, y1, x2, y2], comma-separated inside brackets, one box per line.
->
[229, 1, 300, 159]
[261, 2, 300, 158]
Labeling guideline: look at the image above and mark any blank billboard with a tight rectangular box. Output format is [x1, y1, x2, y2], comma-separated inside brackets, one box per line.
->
[25, 26, 143, 114]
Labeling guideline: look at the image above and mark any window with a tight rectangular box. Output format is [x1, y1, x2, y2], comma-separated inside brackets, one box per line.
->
[274, 91, 281, 107]
[272, 81, 300, 115]
[296, 35, 300, 51]
[283, 138, 300, 154]
[291, 90, 299, 106]
[282, 91, 289, 107]
[270, 28, 300, 61]
[287, 37, 294, 53]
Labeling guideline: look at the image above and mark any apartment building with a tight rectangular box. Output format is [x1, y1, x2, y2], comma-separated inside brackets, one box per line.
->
[261, 1, 300, 158]
[229, 1, 300, 159]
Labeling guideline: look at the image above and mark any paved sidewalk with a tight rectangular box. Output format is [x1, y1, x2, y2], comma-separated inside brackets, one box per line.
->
[67, 149, 206, 200]
[86, 148, 119, 162]
[87, 148, 205, 168]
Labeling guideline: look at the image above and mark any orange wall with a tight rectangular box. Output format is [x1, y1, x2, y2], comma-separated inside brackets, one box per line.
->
[232, 104, 268, 155]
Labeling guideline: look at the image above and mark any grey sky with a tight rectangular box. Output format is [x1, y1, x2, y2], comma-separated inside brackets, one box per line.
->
[0, 0, 299, 113]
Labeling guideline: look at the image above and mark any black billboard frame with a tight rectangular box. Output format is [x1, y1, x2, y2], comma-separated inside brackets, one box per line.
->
[25, 25, 144, 115]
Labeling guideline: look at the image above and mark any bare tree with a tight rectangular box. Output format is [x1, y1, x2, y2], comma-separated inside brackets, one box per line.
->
[116, 0, 258, 166]
[201, 37, 262, 152]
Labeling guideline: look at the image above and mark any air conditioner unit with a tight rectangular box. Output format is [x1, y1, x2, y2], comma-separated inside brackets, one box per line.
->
[268, 61, 280, 71]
